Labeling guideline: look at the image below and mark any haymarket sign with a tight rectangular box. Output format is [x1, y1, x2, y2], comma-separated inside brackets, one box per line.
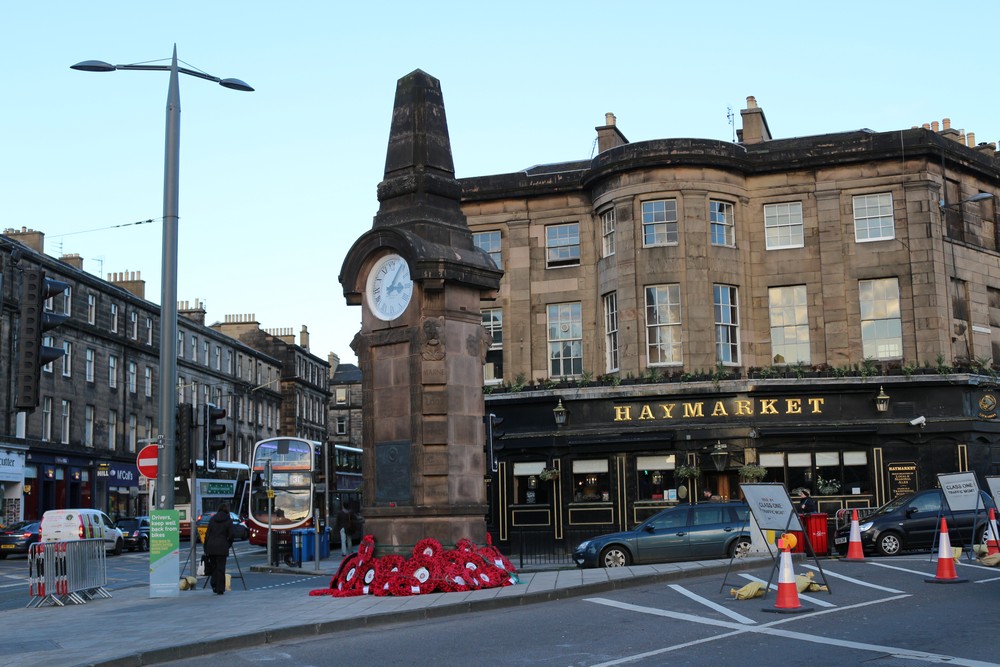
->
[613, 396, 826, 423]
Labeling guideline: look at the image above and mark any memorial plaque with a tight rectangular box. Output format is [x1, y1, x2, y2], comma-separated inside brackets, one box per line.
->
[887, 461, 917, 497]
[375, 440, 412, 503]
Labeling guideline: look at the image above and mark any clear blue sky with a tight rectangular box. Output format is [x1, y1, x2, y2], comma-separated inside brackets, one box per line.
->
[5, 1, 999, 366]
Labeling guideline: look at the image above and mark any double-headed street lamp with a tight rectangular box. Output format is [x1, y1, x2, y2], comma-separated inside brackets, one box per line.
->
[72, 46, 252, 509]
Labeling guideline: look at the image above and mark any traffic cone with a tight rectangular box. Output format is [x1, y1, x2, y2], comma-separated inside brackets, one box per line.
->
[987, 508, 1000, 557]
[763, 536, 812, 614]
[925, 518, 968, 584]
[845, 509, 866, 561]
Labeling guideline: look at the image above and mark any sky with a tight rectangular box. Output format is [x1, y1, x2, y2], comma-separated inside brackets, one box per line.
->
[5, 1, 1000, 367]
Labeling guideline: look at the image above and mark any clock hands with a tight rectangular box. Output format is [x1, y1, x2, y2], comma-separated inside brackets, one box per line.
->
[386, 260, 408, 296]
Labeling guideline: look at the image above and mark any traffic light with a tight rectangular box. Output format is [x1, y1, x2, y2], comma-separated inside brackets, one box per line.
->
[15, 268, 69, 411]
[204, 403, 227, 473]
[175, 403, 194, 476]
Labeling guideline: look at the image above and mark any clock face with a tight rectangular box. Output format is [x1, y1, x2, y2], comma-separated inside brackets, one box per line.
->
[366, 253, 413, 321]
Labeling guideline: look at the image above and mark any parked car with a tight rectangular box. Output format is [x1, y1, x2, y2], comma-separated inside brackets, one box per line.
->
[195, 511, 248, 541]
[573, 501, 752, 568]
[0, 520, 40, 558]
[832, 489, 996, 556]
[116, 517, 150, 552]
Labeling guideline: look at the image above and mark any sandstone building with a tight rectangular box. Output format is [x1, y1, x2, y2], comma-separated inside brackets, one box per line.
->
[466, 99, 1000, 550]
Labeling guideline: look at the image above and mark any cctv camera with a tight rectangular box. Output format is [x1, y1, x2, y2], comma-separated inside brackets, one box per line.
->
[909, 416, 926, 426]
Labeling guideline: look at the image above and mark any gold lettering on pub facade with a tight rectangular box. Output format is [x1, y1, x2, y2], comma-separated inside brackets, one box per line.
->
[613, 397, 825, 422]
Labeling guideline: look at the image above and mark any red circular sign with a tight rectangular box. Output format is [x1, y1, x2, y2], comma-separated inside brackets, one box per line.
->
[136, 444, 159, 479]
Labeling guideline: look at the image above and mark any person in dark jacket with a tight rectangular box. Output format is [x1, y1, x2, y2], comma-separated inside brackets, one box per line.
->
[798, 489, 818, 514]
[204, 503, 235, 595]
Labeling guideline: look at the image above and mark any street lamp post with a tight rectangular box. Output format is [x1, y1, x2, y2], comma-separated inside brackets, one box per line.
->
[72, 46, 252, 509]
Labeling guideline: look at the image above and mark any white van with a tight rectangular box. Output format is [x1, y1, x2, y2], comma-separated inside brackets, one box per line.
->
[40, 509, 125, 556]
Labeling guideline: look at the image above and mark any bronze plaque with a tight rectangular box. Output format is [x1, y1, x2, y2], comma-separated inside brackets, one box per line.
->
[887, 461, 917, 497]
[375, 440, 412, 504]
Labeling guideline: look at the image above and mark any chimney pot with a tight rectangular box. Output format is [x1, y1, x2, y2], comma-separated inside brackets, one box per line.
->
[604, 112, 616, 126]
[746, 96, 757, 109]
[932, 121, 939, 132]
[943, 118, 951, 130]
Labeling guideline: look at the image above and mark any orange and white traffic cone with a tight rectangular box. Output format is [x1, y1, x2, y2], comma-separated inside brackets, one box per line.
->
[925, 517, 968, 584]
[986, 508, 1000, 557]
[845, 509, 866, 561]
[763, 536, 812, 614]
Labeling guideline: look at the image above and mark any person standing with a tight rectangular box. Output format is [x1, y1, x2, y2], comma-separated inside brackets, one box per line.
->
[798, 489, 818, 514]
[334, 502, 354, 556]
[204, 503, 235, 595]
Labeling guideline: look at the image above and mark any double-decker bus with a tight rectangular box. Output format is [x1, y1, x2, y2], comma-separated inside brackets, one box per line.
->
[151, 459, 250, 540]
[247, 437, 325, 547]
[330, 444, 363, 528]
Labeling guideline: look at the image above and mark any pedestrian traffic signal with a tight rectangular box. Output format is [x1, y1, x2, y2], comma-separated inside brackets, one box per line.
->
[15, 268, 69, 411]
[175, 403, 194, 476]
[204, 403, 227, 473]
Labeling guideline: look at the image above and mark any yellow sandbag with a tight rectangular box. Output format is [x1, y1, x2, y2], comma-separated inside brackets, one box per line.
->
[225, 573, 232, 591]
[178, 575, 197, 591]
[952, 547, 963, 562]
[730, 581, 765, 600]
[979, 553, 1000, 567]
[807, 582, 829, 592]
[795, 571, 815, 593]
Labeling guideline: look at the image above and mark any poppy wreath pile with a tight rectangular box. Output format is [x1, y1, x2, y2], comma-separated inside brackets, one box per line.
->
[310, 534, 519, 597]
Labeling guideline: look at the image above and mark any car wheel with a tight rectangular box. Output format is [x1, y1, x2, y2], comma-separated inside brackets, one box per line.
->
[139, 536, 149, 552]
[600, 545, 631, 568]
[876, 532, 901, 556]
[729, 537, 751, 559]
[113, 538, 123, 556]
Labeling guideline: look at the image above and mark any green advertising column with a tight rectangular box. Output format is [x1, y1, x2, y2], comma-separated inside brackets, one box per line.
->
[150, 509, 180, 598]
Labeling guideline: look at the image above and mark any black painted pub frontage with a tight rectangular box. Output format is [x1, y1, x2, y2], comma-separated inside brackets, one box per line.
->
[483, 374, 1000, 552]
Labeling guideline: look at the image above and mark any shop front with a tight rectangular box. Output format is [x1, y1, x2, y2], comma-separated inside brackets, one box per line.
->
[97, 462, 141, 519]
[0, 444, 27, 525]
[22, 452, 92, 520]
[485, 377, 1000, 554]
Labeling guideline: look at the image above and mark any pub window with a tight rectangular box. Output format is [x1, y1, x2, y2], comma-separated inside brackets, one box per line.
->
[785, 453, 812, 492]
[572, 459, 610, 502]
[512, 461, 548, 505]
[843, 451, 868, 495]
[636, 454, 676, 501]
[814, 452, 841, 496]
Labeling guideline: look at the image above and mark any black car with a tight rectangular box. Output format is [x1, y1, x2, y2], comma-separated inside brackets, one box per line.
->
[116, 516, 151, 552]
[0, 520, 40, 558]
[832, 489, 996, 556]
[573, 502, 752, 568]
[196, 511, 248, 541]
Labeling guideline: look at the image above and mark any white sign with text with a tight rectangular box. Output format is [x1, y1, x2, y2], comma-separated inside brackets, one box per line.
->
[938, 471, 981, 512]
[739, 483, 802, 532]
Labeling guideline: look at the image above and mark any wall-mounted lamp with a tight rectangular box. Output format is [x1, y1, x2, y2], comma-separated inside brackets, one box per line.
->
[710, 441, 729, 472]
[874, 386, 890, 413]
[553, 399, 568, 428]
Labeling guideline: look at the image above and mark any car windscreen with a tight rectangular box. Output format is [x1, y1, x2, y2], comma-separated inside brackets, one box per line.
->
[117, 520, 139, 531]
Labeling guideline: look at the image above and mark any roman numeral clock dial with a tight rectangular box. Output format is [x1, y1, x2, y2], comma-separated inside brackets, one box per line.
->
[365, 253, 413, 321]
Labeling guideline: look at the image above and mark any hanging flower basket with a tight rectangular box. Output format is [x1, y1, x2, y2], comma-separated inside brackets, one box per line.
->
[738, 464, 768, 483]
[675, 464, 701, 480]
[539, 467, 560, 482]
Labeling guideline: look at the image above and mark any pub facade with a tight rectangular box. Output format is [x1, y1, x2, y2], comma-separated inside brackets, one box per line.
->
[464, 98, 1000, 550]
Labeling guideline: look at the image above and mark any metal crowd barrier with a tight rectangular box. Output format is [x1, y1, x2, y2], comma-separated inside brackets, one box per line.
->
[834, 507, 878, 529]
[27, 539, 111, 607]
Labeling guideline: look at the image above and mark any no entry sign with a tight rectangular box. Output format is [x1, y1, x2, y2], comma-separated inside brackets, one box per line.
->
[136, 444, 159, 479]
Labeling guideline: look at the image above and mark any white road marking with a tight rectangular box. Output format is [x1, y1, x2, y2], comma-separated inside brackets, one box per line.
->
[666, 584, 756, 625]
[800, 564, 904, 593]
[738, 573, 836, 607]
[869, 561, 932, 576]
[584, 595, 1000, 667]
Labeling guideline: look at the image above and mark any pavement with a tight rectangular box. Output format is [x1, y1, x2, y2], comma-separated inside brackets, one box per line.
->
[5, 554, 773, 667]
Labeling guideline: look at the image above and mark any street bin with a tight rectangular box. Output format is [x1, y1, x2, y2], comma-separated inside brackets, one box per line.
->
[291, 528, 312, 563]
[319, 526, 331, 559]
[793, 513, 828, 555]
[804, 512, 828, 555]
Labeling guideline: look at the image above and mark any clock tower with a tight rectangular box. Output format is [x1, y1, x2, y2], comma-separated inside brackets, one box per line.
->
[340, 70, 502, 551]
